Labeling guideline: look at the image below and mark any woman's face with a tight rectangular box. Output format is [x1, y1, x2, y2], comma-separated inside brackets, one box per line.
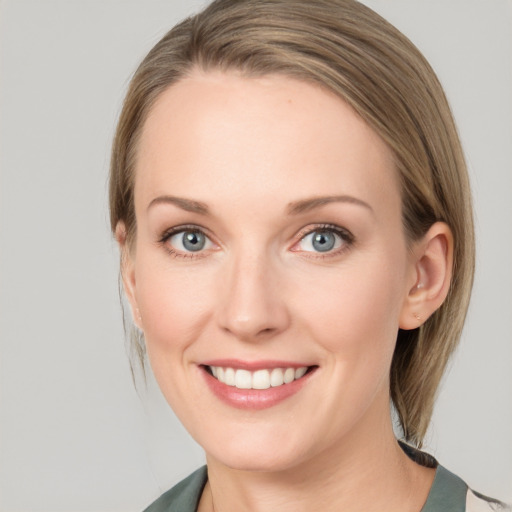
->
[125, 71, 418, 472]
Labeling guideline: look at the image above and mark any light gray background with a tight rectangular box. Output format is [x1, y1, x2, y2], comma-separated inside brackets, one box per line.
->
[0, 0, 510, 510]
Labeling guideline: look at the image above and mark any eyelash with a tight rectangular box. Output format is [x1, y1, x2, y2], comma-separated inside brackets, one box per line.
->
[293, 223, 355, 259]
[158, 223, 355, 259]
[159, 225, 214, 259]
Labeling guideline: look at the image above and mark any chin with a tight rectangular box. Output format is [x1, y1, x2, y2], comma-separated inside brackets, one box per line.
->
[202, 426, 314, 473]
[209, 449, 302, 473]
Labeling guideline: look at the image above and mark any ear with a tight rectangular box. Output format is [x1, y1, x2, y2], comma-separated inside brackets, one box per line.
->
[115, 222, 143, 330]
[399, 222, 453, 330]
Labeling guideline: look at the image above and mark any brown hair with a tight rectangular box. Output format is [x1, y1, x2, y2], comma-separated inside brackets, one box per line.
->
[109, 0, 475, 446]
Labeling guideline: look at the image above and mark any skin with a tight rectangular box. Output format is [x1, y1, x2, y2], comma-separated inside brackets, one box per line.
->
[118, 70, 453, 512]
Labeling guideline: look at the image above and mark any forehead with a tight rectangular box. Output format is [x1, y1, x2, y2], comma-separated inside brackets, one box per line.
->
[135, 70, 400, 216]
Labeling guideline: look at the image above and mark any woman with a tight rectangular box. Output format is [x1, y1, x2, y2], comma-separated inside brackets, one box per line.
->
[109, 0, 509, 510]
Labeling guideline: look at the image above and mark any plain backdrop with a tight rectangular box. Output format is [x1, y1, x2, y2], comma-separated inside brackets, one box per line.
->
[0, 0, 511, 510]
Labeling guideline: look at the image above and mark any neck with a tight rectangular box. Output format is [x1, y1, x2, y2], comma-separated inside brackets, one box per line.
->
[199, 406, 434, 512]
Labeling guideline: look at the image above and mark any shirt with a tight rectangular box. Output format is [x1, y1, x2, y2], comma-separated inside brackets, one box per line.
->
[143, 449, 511, 512]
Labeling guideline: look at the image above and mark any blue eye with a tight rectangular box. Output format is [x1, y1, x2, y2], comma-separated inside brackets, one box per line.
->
[311, 231, 337, 252]
[296, 228, 348, 253]
[166, 229, 213, 253]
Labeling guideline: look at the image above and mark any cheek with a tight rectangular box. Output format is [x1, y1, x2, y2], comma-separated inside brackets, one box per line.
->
[289, 254, 408, 430]
[133, 259, 219, 419]
[134, 259, 215, 357]
[296, 254, 407, 360]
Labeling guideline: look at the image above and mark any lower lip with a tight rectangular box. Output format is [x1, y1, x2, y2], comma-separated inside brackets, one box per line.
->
[201, 367, 314, 410]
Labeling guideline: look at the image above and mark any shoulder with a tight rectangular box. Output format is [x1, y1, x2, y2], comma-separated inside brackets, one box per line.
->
[399, 442, 510, 512]
[142, 466, 208, 512]
[466, 489, 512, 512]
[429, 465, 511, 512]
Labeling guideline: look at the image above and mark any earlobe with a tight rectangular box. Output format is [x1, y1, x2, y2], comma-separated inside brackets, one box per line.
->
[115, 222, 142, 330]
[399, 222, 453, 330]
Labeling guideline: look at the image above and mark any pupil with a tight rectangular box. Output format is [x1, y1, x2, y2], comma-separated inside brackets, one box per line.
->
[183, 231, 205, 251]
[312, 231, 335, 252]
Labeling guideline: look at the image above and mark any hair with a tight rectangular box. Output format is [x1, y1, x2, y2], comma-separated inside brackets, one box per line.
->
[109, 0, 475, 447]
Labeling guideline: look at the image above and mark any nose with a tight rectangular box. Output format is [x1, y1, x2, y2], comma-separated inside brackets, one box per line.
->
[216, 250, 291, 341]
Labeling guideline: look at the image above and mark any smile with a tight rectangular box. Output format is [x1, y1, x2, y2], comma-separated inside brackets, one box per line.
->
[208, 366, 309, 390]
[201, 362, 317, 409]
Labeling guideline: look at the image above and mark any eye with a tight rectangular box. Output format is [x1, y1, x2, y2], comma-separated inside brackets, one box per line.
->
[299, 230, 341, 252]
[162, 227, 215, 255]
[293, 225, 353, 255]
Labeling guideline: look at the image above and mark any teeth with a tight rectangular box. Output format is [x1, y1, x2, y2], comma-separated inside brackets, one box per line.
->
[224, 367, 236, 386]
[295, 367, 307, 379]
[252, 370, 270, 390]
[209, 366, 309, 389]
[235, 369, 252, 389]
[283, 368, 295, 384]
[270, 368, 284, 387]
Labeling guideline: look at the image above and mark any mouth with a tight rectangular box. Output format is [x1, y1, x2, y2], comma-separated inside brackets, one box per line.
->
[199, 360, 318, 409]
[204, 365, 314, 390]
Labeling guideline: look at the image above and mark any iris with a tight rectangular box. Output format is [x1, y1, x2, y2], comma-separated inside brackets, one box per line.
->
[312, 231, 336, 252]
[182, 231, 205, 251]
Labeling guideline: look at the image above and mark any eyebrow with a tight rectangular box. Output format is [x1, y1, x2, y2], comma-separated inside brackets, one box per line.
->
[147, 194, 373, 216]
[147, 195, 209, 215]
[286, 195, 374, 215]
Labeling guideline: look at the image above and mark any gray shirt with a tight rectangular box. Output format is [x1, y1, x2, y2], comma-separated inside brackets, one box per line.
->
[143, 448, 510, 512]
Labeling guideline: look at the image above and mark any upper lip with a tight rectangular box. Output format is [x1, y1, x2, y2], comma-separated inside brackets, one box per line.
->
[201, 359, 315, 371]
